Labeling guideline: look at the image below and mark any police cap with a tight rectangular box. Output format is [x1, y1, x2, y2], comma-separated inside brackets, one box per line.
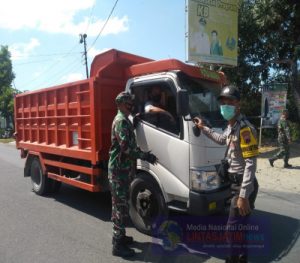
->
[115, 91, 134, 105]
[218, 85, 240, 101]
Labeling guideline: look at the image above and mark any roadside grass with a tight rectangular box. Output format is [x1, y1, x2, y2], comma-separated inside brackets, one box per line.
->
[0, 138, 15, 143]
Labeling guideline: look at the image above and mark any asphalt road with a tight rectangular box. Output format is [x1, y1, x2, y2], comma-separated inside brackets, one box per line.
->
[0, 143, 299, 263]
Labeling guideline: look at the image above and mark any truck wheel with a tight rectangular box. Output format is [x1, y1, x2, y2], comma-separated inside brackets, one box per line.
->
[30, 158, 49, 195]
[129, 173, 168, 236]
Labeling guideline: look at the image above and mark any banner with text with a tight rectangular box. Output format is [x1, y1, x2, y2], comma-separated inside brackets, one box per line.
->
[151, 215, 270, 256]
[187, 0, 238, 66]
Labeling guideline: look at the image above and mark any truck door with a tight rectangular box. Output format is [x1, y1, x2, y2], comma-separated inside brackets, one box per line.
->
[130, 79, 190, 202]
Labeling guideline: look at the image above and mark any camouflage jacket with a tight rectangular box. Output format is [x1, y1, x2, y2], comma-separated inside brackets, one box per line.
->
[108, 110, 145, 174]
[277, 117, 291, 144]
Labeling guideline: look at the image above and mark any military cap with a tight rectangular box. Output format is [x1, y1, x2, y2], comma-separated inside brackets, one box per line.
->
[115, 91, 134, 105]
[218, 85, 241, 101]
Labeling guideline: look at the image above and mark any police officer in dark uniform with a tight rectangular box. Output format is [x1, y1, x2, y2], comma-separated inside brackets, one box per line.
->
[108, 92, 157, 257]
[194, 85, 259, 263]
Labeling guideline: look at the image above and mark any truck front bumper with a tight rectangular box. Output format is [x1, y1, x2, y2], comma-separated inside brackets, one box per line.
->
[188, 185, 232, 215]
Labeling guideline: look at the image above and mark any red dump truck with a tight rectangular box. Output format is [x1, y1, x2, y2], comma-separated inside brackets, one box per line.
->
[15, 49, 231, 234]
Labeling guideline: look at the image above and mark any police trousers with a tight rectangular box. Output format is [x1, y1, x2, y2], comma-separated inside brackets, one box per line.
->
[226, 174, 259, 258]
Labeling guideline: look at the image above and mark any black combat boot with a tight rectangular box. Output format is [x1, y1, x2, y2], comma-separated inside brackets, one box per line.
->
[112, 235, 134, 245]
[284, 162, 292, 168]
[268, 157, 276, 167]
[283, 157, 292, 168]
[112, 238, 135, 257]
[122, 235, 134, 245]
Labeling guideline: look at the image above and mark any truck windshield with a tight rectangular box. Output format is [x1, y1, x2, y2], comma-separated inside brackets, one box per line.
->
[178, 73, 226, 128]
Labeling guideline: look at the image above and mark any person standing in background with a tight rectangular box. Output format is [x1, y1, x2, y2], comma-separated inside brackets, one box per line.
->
[269, 109, 292, 168]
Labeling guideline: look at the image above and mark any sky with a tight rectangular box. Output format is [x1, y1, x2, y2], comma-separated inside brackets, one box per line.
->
[1, 0, 187, 92]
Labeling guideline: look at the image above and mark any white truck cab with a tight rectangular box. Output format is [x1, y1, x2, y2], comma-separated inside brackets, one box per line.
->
[126, 70, 232, 235]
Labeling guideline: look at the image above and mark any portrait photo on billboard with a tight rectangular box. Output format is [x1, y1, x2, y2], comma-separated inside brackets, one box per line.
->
[187, 0, 238, 66]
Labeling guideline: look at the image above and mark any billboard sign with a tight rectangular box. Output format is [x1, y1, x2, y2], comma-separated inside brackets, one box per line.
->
[261, 83, 288, 128]
[187, 0, 238, 66]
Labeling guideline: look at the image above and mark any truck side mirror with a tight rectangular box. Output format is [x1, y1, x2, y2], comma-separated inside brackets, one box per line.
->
[177, 89, 189, 117]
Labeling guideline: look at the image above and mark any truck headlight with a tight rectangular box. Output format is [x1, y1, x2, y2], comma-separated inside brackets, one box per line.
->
[190, 166, 221, 192]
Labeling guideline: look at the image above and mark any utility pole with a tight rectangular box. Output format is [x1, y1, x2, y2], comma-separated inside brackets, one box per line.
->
[79, 34, 89, 78]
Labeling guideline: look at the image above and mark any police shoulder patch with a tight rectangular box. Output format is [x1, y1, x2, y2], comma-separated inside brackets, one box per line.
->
[239, 126, 259, 158]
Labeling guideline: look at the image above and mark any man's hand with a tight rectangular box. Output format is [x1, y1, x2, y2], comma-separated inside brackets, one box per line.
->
[193, 117, 205, 130]
[237, 197, 251, 216]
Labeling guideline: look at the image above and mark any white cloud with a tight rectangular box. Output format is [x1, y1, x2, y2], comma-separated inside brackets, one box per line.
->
[33, 71, 42, 78]
[88, 47, 110, 59]
[9, 38, 40, 61]
[61, 72, 84, 83]
[0, 0, 128, 36]
[86, 16, 129, 36]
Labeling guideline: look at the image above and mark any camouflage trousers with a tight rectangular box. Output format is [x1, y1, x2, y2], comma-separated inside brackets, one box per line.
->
[273, 142, 290, 163]
[108, 169, 132, 240]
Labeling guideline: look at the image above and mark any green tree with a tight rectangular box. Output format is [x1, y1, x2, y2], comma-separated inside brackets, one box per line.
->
[0, 87, 16, 128]
[223, 1, 300, 120]
[0, 45, 16, 128]
[0, 46, 14, 90]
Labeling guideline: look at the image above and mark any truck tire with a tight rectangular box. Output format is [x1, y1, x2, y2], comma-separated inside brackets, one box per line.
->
[30, 158, 49, 195]
[129, 173, 168, 236]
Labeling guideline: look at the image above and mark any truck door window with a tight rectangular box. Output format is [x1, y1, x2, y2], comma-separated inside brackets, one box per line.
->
[178, 73, 226, 128]
[132, 83, 180, 135]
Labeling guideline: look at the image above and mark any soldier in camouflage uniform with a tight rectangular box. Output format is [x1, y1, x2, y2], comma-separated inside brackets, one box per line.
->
[108, 91, 157, 257]
[269, 109, 292, 168]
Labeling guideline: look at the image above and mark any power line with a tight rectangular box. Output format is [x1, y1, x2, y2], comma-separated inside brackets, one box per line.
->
[12, 51, 81, 58]
[34, 53, 82, 88]
[20, 43, 80, 88]
[14, 59, 56, 66]
[40, 56, 83, 88]
[84, 1, 96, 34]
[52, 63, 83, 86]
[14, 1, 119, 90]
[13, 54, 81, 66]
[24, 55, 81, 90]
[88, 0, 120, 51]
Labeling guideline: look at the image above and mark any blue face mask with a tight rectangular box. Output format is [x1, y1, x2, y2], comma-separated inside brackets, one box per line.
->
[220, 105, 236, 120]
